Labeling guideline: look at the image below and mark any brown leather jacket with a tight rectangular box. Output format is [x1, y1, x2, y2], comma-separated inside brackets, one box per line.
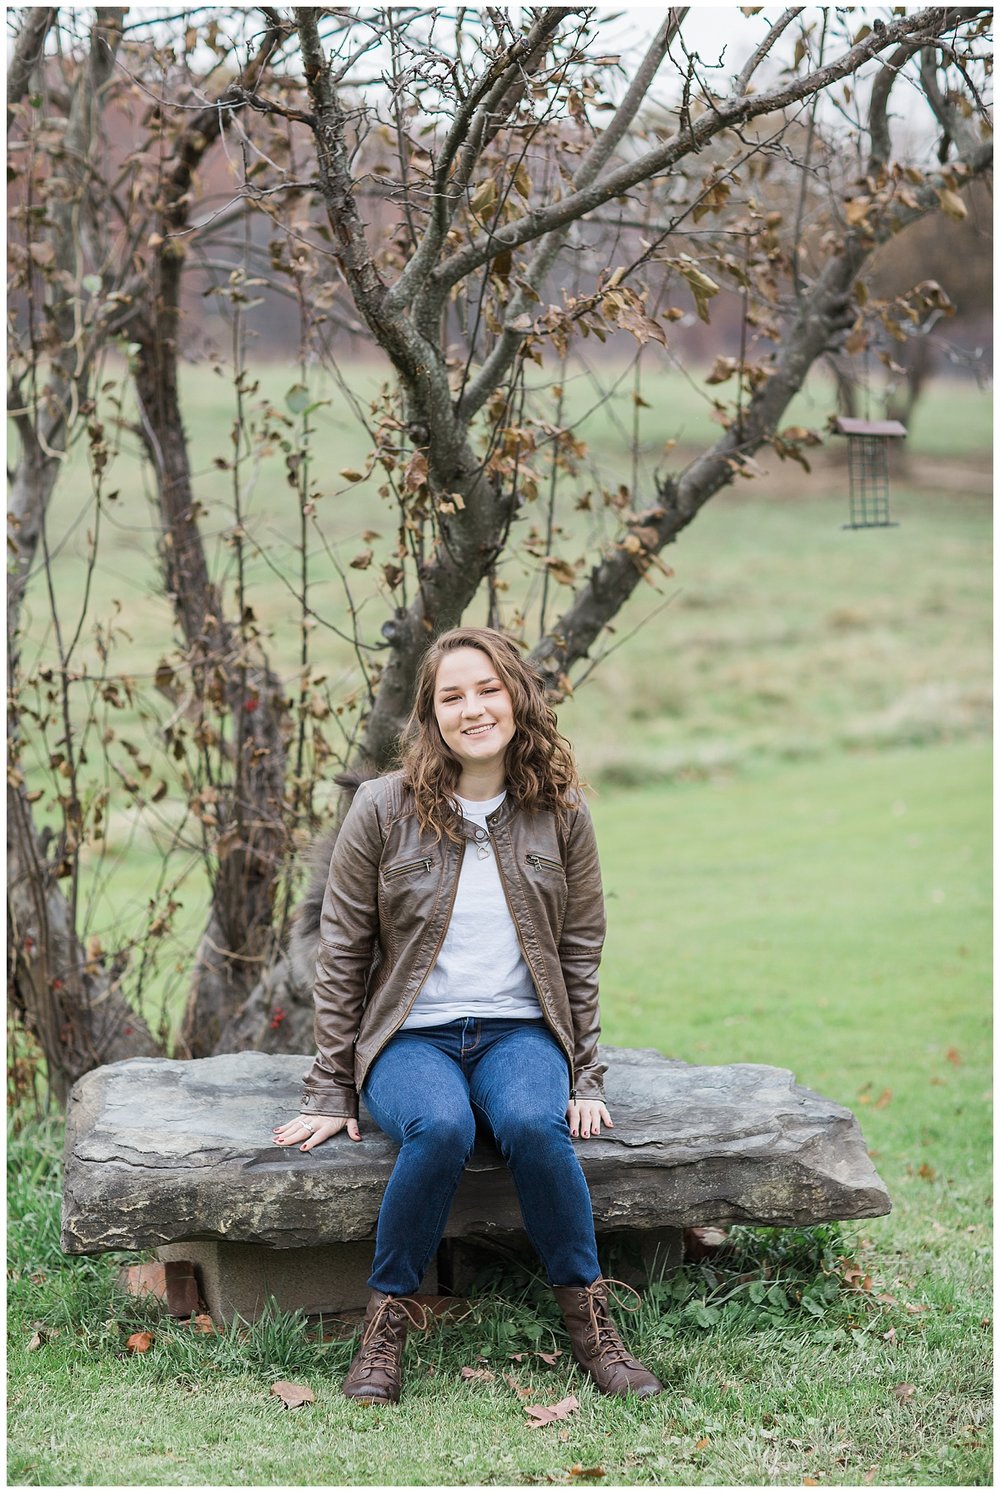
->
[299, 771, 608, 1119]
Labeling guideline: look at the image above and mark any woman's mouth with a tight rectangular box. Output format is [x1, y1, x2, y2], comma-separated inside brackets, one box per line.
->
[462, 722, 494, 737]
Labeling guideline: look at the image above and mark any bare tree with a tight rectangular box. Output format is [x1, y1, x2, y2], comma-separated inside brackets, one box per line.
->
[7, 7, 160, 1100]
[7, 5, 992, 1090]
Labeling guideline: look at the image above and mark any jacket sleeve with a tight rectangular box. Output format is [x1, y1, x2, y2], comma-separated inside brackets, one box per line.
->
[558, 796, 608, 1101]
[299, 782, 384, 1119]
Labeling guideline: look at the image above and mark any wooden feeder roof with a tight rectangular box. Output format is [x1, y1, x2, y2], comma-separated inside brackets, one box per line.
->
[833, 416, 907, 438]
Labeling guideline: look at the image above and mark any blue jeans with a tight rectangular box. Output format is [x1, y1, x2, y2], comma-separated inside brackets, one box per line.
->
[361, 1017, 601, 1295]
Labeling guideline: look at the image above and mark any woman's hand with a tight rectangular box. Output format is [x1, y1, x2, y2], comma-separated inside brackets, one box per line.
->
[272, 1114, 361, 1152]
[566, 1098, 613, 1139]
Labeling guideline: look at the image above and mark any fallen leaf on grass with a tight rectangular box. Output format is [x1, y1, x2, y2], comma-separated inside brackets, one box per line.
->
[524, 1394, 579, 1428]
[917, 1163, 936, 1182]
[873, 1088, 892, 1109]
[27, 1333, 43, 1351]
[271, 1380, 315, 1409]
[695, 1437, 710, 1451]
[892, 1383, 916, 1404]
[125, 1331, 154, 1354]
[460, 1366, 495, 1383]
[190, 1313, 216, 1335]
[568, 1464, 605, 1478]
[946, 1047, 962, 1066]
[863, 1469, 879, 1484]
[505, 1372, 534, 1399]
[803, 1479, 820, 1487]
[510, 1349, 563, 1365]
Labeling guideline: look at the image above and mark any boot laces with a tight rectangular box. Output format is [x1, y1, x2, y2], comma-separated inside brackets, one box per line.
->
[358, 1295, 431, 1373]
[579, 1277, 641, 1367]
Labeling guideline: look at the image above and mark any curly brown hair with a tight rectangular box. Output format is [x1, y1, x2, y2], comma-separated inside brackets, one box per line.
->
[399, 627, 582, 840]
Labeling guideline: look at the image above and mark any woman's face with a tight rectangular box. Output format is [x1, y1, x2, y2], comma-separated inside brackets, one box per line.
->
[433, 647, 516, 774]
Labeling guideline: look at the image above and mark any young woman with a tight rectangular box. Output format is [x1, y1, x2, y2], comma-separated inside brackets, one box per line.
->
[274, 626, 661, 1405]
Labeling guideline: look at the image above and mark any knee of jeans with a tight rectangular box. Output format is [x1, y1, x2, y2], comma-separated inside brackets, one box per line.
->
[494, 1109, 565, 1159]
[402, 1108, 476, 1160]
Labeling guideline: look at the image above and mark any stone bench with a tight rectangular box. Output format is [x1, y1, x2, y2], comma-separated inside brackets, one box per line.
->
[61, 1047, 890, 1322]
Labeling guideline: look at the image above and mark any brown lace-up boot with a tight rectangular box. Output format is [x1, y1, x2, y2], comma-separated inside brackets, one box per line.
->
[341, 1290, 429, 1405]
[552, 1277, 663, 1398]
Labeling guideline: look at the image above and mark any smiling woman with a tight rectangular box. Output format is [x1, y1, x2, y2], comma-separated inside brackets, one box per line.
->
[273, 626, 663, 1407]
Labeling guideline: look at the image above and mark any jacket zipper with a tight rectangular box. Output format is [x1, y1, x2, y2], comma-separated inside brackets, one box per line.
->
[381, 856, 433, 882]
[526, 852, 564, 873]
[494, 841, 576, 1093]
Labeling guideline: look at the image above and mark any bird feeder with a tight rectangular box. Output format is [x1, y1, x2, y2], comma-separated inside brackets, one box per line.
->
[833, 416, 907, 529]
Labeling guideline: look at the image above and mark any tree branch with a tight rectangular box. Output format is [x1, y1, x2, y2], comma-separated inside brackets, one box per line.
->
[455, 7, 688, 422]
[734, 8, 804, 96]
[919, 42, 984, 159]
[387, 6, 570, 316]
[530, 138, 994, 690]
[432, 8, 969, 291]
[6, 6, 57, 132]
[868, 42, 924, 172]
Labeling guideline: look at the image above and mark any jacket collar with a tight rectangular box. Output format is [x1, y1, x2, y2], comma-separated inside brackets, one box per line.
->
[451, 789, 519, 841]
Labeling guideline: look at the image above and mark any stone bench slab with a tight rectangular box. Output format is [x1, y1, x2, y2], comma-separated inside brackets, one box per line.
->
[62, 1046, 890, 1256]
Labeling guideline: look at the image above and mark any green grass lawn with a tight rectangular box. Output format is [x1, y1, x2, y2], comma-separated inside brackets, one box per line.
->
[7, 740, 991, 1486]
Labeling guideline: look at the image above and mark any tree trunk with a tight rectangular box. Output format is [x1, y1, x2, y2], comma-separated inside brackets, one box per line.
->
[132, 293, 290, 1058]
[7, 782, 160, 1106]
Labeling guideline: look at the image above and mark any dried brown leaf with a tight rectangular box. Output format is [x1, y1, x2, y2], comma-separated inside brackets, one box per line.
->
[504, 1372, 534, 1400]
[126, 1331, 154, 1354]
[542, 556, 578, 587]
[271, 1379, 315, 1409]
[892, 1382, 916, 1404]
[460, 1366, 495, 1383]
[524, 1393, 579, 1427]
[937, 187, 968, 221]
[569, 1465, 606, 1478]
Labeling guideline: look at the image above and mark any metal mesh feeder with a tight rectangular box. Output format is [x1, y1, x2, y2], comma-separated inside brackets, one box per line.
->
[833, 416, 906, 529]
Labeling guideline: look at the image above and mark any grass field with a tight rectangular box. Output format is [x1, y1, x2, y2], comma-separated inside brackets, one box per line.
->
[7, 362, 992, 1485]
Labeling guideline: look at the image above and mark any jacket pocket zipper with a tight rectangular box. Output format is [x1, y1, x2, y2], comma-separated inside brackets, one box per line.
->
[381, 856, 433, 882]
[526, 852, 564, 873]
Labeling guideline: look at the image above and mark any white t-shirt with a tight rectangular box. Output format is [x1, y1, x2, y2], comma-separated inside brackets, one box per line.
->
[400, 789, 543, 1029]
